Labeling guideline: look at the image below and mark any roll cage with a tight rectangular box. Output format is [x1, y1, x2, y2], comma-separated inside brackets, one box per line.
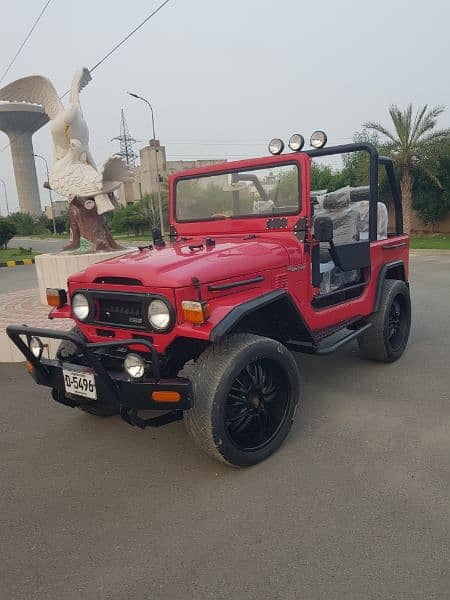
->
[169, 142, 403, 238]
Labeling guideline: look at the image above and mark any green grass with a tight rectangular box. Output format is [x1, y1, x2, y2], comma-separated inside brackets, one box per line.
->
[14, 233, 68, 240]
[0, 247, 39, 262]
[410, 235, 450, 250]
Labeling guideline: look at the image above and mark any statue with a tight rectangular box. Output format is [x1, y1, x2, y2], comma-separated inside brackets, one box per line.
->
[0, 67, 133, 252]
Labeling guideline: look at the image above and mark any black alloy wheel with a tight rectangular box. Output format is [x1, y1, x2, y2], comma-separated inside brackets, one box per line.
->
[387, 297, 408, 352]
[224, 359, 290, 452]
[185, 333, 300, 466]
[358, 279, 411, 362]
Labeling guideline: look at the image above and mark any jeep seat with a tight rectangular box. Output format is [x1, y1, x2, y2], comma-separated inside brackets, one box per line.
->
[352, 200, 388, 240]
[314, 187, 361, 294]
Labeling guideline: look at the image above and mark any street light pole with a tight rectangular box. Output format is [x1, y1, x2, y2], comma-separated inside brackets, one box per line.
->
[127, 92, 164, 236]
[34, 153, 56, 234]
[0, 177, 9, 216]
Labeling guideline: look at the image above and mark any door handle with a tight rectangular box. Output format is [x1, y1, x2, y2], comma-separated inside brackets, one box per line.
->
[382, 242, 406, 249]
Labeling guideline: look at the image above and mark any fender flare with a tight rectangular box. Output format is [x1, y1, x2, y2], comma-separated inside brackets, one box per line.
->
[373, 260, 407, 313]
[209, 289, 313, 342]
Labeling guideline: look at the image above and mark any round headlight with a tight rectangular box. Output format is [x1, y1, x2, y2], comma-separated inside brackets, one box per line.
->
[288, 133, 305, 152]
[29, 336, 43, 359]
[310, 130, 328, 149]
[268, 138, 285, 155]
[124, 353, 145, 379]
[148, 298, 171, 331]
[72, 293, 90, 321]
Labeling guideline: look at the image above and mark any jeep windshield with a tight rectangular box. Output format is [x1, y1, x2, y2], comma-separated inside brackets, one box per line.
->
[175, 163, 300, 222]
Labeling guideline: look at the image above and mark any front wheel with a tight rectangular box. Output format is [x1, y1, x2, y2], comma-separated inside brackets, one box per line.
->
[358, 279, 411, 362]
[184, 334, 300, 467]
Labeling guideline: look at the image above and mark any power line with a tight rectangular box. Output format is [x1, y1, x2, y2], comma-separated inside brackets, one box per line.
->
[59, 0, 171, 100]
[91, 0, 170, 73]
[0, 0, 172, 153]
[0, 0, 53, 85]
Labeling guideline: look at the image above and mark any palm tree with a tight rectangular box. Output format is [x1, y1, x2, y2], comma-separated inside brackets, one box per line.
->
[365, 104, 450, 234]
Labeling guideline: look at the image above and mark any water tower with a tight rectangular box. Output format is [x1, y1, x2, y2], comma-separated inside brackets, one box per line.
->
[0, 102, 49, 214]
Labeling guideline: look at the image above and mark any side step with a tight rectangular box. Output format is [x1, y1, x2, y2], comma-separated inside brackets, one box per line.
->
[120, 407, 184, 429]
[287, 322, 372, 356]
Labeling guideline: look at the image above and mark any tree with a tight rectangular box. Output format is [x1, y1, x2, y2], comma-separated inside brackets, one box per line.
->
[0, 219, 16, 249]
[54, 212, 68, 234]
[6, 212, 51, 235]
[365, 104, 450, 233]
[6, 212, 36, 235]
[111, 204, 150, 236]
[412, 144, 450, 230]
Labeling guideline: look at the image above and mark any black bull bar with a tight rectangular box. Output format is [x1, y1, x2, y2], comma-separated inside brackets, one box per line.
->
[6, 325, 193, 427]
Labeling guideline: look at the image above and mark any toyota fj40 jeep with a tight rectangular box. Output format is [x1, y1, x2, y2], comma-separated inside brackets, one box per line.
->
[8, 136, 411, 467]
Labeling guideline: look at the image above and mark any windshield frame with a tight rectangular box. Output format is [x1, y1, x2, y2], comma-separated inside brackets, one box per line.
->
[173, 161, 302, 224]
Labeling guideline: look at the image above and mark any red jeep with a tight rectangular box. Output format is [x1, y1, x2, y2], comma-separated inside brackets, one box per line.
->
[8, 135, 411, 466]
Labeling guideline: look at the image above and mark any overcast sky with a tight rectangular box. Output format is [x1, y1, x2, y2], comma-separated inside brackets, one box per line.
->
[1, 0, 450, 211]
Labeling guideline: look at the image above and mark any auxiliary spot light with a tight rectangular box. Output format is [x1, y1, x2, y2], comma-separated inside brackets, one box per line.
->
[268, 138, 285, 155]
[310, 130, 328, 149]
[288, 134, 305, 152]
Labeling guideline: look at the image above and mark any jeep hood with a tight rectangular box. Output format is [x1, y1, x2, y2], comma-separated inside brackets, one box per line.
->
[69, 236, 290, 288]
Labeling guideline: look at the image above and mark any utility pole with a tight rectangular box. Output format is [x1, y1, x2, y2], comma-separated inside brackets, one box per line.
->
[0, 177, 9, 216]
[127, 92, 164, 236]
[34, 153, 56, 234]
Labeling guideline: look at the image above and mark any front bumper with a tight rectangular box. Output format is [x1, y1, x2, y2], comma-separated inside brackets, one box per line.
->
[6, 325, 193, 417]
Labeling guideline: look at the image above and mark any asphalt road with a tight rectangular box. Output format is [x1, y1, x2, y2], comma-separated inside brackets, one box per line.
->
[0, 264, 37, 293]
[1, 253, 450, 600]
[8, 236, 68, 254]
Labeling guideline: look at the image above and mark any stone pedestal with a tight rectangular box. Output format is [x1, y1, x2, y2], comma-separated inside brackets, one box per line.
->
[35, 249, 135, 305]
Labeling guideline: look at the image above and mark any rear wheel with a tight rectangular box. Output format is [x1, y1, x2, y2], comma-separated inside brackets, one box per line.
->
[184, 333, 300, 467]
[358, 279, 411, 362]
[56, 327, 119, 417]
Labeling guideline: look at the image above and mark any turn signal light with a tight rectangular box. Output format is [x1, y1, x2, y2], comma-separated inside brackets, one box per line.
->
[26, 361, 34, 375]
[181, 300, 211, 325]
[46, 288, 67, 308]
[152, 391, 181, 403]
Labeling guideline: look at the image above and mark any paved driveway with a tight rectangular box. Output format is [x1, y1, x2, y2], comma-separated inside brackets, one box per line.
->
[1, 253, 449, 599]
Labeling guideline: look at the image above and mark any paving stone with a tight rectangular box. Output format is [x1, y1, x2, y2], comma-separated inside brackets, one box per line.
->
[0, 288, 71, 362]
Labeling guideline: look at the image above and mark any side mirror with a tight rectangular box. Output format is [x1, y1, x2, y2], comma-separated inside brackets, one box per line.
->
[314, 216, 333, 242]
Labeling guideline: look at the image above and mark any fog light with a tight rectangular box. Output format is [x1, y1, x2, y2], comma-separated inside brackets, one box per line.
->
[29, 336, 43, 359]
[124, 353, 145, 379]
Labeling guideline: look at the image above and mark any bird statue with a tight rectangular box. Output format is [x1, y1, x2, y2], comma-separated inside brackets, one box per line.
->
[0, 67, 133, 215]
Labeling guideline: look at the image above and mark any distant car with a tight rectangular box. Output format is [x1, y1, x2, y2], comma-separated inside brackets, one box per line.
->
[8, 132, 411, 467]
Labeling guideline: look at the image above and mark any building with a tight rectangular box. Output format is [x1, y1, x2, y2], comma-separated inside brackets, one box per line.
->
[44, 199, 69, 219]
[117, 139, 226, 205]
[0, 102, 48, 215]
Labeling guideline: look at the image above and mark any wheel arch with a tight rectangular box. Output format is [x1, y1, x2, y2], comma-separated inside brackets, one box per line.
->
[373, 260, 407, 313]
[209, 290, 314, 344]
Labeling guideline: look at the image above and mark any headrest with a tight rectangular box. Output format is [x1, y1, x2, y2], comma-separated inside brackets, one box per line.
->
[323, 186, 351, 210]
[349, 186, 370, 202]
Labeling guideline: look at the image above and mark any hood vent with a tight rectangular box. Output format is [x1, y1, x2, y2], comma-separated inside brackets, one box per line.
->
[275, 273, 288, 290]
[94, 276, 143, 286]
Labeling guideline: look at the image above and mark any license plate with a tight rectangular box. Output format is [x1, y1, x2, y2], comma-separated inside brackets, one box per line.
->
[63, 369, 97, 400]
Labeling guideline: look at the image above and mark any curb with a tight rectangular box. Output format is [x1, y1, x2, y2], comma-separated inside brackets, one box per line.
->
[0, 258, 35, 268]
